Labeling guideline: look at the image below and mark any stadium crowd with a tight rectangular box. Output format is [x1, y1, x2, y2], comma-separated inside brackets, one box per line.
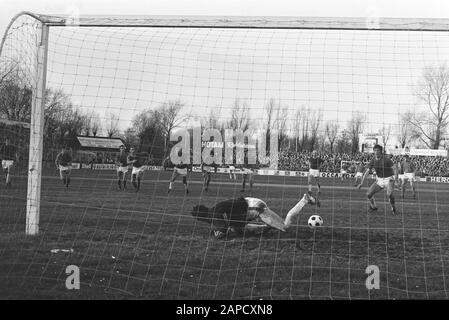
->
[278, 150, 449, 177]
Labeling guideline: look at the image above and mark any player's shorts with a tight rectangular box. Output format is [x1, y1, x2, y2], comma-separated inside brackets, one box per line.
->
[340, 170, 347, 174]
[242, 168, 253, 175]
[229, 166, 235, 171]
[375, 176, 395, 189]
[2, 160, 14, 170]
[131, 166, 145, 176]
[355, 172, 363, 178]
[398, 174, 405, 181]
[173, 167, 188, 176]
[404, 172, 416, 182]
[59, 165, 72, 173]
[116, 166, 129, 174]
[309, 169, 320, 177]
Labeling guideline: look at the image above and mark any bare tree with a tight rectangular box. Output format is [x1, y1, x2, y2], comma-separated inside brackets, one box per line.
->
[325, 121, 340, 154]
[308, 110, 322, 151]
[397, 111, 416, 148]
[292, 108, 303, 152]
[379, 124, 392, 151]
[409, 63, 449, 149]
[228, 98, 251, 132]
[155, 100, 185, 155]
[106, 113, 120, 138]
[347, 111, 366, 153]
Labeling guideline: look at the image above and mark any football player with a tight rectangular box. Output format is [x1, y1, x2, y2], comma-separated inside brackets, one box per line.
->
[115, 145, 129, 190]
[168, 161, 189, 194]
[55, 145, 73, 190]
[0, 138, 18, 189]
[191, 193, 318, 239]
[357, 144, 399, 215]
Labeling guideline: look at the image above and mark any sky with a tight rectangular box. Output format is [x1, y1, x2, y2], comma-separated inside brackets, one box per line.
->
[2, 0, 449, 148]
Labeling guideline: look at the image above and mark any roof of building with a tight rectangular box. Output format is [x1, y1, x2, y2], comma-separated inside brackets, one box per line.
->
[77, 136, 124, 149]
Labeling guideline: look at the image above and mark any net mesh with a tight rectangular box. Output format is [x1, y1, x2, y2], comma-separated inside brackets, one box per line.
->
[1, 15, 449, 299]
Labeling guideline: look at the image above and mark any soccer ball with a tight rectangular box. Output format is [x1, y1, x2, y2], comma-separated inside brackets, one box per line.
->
[308, 215, 323, 228]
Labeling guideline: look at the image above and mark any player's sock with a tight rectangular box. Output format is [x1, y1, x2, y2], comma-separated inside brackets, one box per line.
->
[368, 197, 377, 210]
[123, 180, 127, 189]
[118, 180, 122, 189]
[284, 196, 308, 228]
[137, 178, 141, 192]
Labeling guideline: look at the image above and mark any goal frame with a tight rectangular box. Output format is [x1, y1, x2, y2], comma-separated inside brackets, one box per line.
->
[2, 12, 449, 235]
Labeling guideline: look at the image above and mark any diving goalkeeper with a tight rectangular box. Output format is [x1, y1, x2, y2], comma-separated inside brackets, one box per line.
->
[191, 193, 318, 239]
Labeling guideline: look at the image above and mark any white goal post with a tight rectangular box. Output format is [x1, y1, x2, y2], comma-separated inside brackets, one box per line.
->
[2, 12, 449, 235]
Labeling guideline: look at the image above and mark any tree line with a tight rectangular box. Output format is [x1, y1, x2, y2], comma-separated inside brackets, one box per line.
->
[1, 60, 449, 162]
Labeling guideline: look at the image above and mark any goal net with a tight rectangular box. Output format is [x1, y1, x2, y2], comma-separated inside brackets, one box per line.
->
[1, 13, 449, 299]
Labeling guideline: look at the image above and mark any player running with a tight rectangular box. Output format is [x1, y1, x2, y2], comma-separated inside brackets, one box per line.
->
[168, 161, 189, 194]
[127, 147, 145, 193]
[357, 144, 399, 215]
[191, 193, 318, 239]
[0, 138, 18, 189]
[399, 155, 417, 200]
[354, 162, 365, 186]
[308, 150, 323, 195]
[55, 145, 73, 190]
[115, 145, 129, 190]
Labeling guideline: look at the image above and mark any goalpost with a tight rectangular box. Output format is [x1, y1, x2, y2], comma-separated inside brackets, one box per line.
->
[3, 13, 449, 236]
[2, 13, 449, 299]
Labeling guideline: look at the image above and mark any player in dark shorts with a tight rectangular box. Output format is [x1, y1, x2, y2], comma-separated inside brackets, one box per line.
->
[55, 145, 73, 190]
[0, 138, 18, 189]
[115, 145, 129, 190]
[201, 161, 215, 191]
[240, 164, 255, 193]
[357, 144, 399, 215]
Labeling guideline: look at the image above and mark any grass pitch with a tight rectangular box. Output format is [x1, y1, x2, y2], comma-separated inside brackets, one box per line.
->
[1, 168, 449, 299]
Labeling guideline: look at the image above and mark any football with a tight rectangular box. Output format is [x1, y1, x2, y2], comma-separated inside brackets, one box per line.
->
[308, 215, 323, 228]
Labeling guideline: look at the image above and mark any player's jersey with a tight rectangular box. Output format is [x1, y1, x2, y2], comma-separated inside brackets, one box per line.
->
[0, 144, 16, 160]
[401, 160, 415, 173]
[309, 157, 322, 170]
[55, 151, 72, 166]
[175, 163, 188, 170]
[368, 156, 395, 178]
[128, 154, 143, 168]
[116, 152, 128, 167]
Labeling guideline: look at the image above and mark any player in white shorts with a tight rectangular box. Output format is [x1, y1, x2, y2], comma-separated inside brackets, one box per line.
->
[1, 138, 18, 189]
[308, 151, 323, 206]
[168, 162, 189, 194]
[127, 147, 146, 193]
[115, 145, 129, 190]
[357, 145, 399, 215]
[353, 162, 365, 187]
[228, 165, 236, 180]
[399, 155, 417, 200]
[55, 145, 73, 190]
